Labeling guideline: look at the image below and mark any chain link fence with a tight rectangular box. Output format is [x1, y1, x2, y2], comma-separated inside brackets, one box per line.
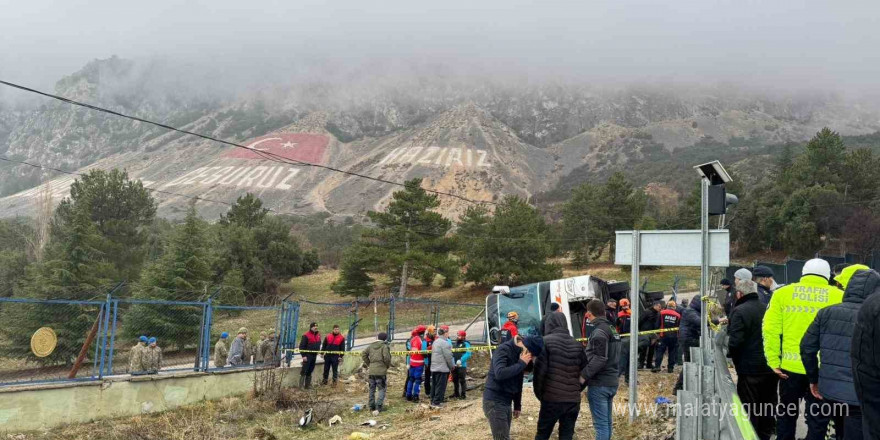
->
[0, 298, 108, 386]
[0, 285, 494, 388]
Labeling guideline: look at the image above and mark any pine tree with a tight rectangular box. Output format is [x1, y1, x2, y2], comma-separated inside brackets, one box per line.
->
[214, 195, 305, 296]
[602, 172, 646, 256]
[457, 196, 561, 286]
[124, 206, 211, 350]
[1, 208, 114, 365]
[54, 169, 156, 282]
[335, 178, 454, 297]
[331, 244, 376, 298]
[561, 172, 645, 264]
[220, 193, 268, 228]
[561, 183, 604, 266]
[790, 128, 847, 187]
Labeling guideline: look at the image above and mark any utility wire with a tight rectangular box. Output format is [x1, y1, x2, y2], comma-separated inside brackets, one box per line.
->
[0, 79, 496, 206]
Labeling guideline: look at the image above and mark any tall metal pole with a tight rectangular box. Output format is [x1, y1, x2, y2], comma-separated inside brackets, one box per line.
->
[628, 230, 640, 422]
[700, 178, 710, 350]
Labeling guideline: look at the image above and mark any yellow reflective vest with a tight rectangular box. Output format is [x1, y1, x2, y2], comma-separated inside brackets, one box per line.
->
[762, 274, 843, 374]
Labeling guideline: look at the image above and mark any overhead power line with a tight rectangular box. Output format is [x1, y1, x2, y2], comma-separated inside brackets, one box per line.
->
[0, 79, 496, 206]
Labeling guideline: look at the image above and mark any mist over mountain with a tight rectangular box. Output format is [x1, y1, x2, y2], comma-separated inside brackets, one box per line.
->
[0, 56, 878, 220]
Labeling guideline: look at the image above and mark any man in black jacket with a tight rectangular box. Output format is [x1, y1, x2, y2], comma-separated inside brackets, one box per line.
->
[299, 322, 321, 389]
[539, 302, 561, 335]
[638, 301, 661, 369]
[802, 265, 871, 440]
[533, 313, 587, 440]
[728, 278, 777, 440]
[752, 266, 777, 305]
[582, 299, 621, 440]
[721, 279, 735, 316]
[483, 334, 543, 440]
[852, 269, 880, 440]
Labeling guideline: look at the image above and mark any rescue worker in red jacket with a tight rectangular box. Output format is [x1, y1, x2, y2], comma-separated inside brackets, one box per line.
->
[298, 322, 321, 389]
[405, 325, 427, 402]
[501, 311, 520, 343]
[652, 300, 681, 373]
[321, 324, 346, 386]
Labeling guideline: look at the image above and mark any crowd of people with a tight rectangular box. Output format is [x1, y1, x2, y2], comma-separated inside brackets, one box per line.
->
[210, 327, 279, 368]
[199, 259, 880, 439]
[722, 259, 880, 440]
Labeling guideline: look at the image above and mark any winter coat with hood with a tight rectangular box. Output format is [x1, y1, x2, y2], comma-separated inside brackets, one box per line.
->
[728, 292, 773, 376]
[430, 336, 455, 373]
[852, 270, 880, 396]
[802, 266, 874, 406]
[484, 339, 532, 410]
[362, 339, 392, 377]
[679, 296, 703, 341]
[533, 313, 587, 403]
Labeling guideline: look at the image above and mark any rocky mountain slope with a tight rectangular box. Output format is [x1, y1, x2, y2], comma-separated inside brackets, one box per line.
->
[1, 57, 877, 220]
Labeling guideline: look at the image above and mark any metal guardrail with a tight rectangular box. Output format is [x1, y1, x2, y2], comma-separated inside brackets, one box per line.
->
[676, 326, 758, 440]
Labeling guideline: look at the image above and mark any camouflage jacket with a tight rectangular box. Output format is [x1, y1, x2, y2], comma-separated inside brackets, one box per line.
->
[214, 340, 228, 367]
[143, 346, 163, 372]
[129, 342, 146, 372]
[260, 338, 277, 364]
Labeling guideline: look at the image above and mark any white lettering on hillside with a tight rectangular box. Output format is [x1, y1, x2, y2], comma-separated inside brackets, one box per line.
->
[379, 146, 491, 169]
[162, 166, 301, 191]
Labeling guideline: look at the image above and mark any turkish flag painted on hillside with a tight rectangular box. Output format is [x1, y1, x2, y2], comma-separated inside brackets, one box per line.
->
[223, 133, 329, 164]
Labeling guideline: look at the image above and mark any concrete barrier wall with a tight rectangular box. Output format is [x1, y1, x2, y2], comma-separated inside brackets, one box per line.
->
[0, 367, 301, 432]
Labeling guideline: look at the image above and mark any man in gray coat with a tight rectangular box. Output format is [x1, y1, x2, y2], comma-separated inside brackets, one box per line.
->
[227, 327, 248, 367]
[429, 327, 456, 408]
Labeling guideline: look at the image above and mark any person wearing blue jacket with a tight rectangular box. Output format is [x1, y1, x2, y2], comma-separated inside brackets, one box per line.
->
[801, 265, 871, 440]
[451, 330, 472, 400]
[483, 334, 543, 440]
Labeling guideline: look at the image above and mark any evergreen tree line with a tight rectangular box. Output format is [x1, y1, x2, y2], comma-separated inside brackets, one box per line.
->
[731, 128, 880, 258]
[333, 128, 880, 297]
[0, 169, 318, 364]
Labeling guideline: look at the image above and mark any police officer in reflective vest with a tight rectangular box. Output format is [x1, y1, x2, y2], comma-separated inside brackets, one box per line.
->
[763, 258, 844, 440]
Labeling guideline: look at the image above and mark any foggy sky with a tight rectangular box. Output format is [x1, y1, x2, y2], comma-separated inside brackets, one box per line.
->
[1, 0, 879, 96]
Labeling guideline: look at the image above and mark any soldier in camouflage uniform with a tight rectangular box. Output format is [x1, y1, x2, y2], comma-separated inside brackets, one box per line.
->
[260, 328, 277, 365]
[129, 335, 147, 374]
[243, 334, 258, 365]
[143, 337, 163, 374]
[255, 331, 266, 363]
[214, 332, 229, 367]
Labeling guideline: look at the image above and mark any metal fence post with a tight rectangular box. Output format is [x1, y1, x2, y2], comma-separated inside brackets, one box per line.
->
[91, 303, 105, 379]
[628, 230, 641, 422]
[96, 294, 112, 379]
[201, 297, 213, 371]
[106, 299, 119, 376]
[289, 302, 300, 364]
[388, 296, 396, 342]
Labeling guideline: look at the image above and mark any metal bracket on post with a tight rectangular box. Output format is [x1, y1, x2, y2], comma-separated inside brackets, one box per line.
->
[628, 230, 640, 422]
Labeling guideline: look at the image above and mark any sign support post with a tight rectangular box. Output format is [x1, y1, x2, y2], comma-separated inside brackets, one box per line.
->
[700, 177, 710, 350]
[628, 230, 640, 422]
